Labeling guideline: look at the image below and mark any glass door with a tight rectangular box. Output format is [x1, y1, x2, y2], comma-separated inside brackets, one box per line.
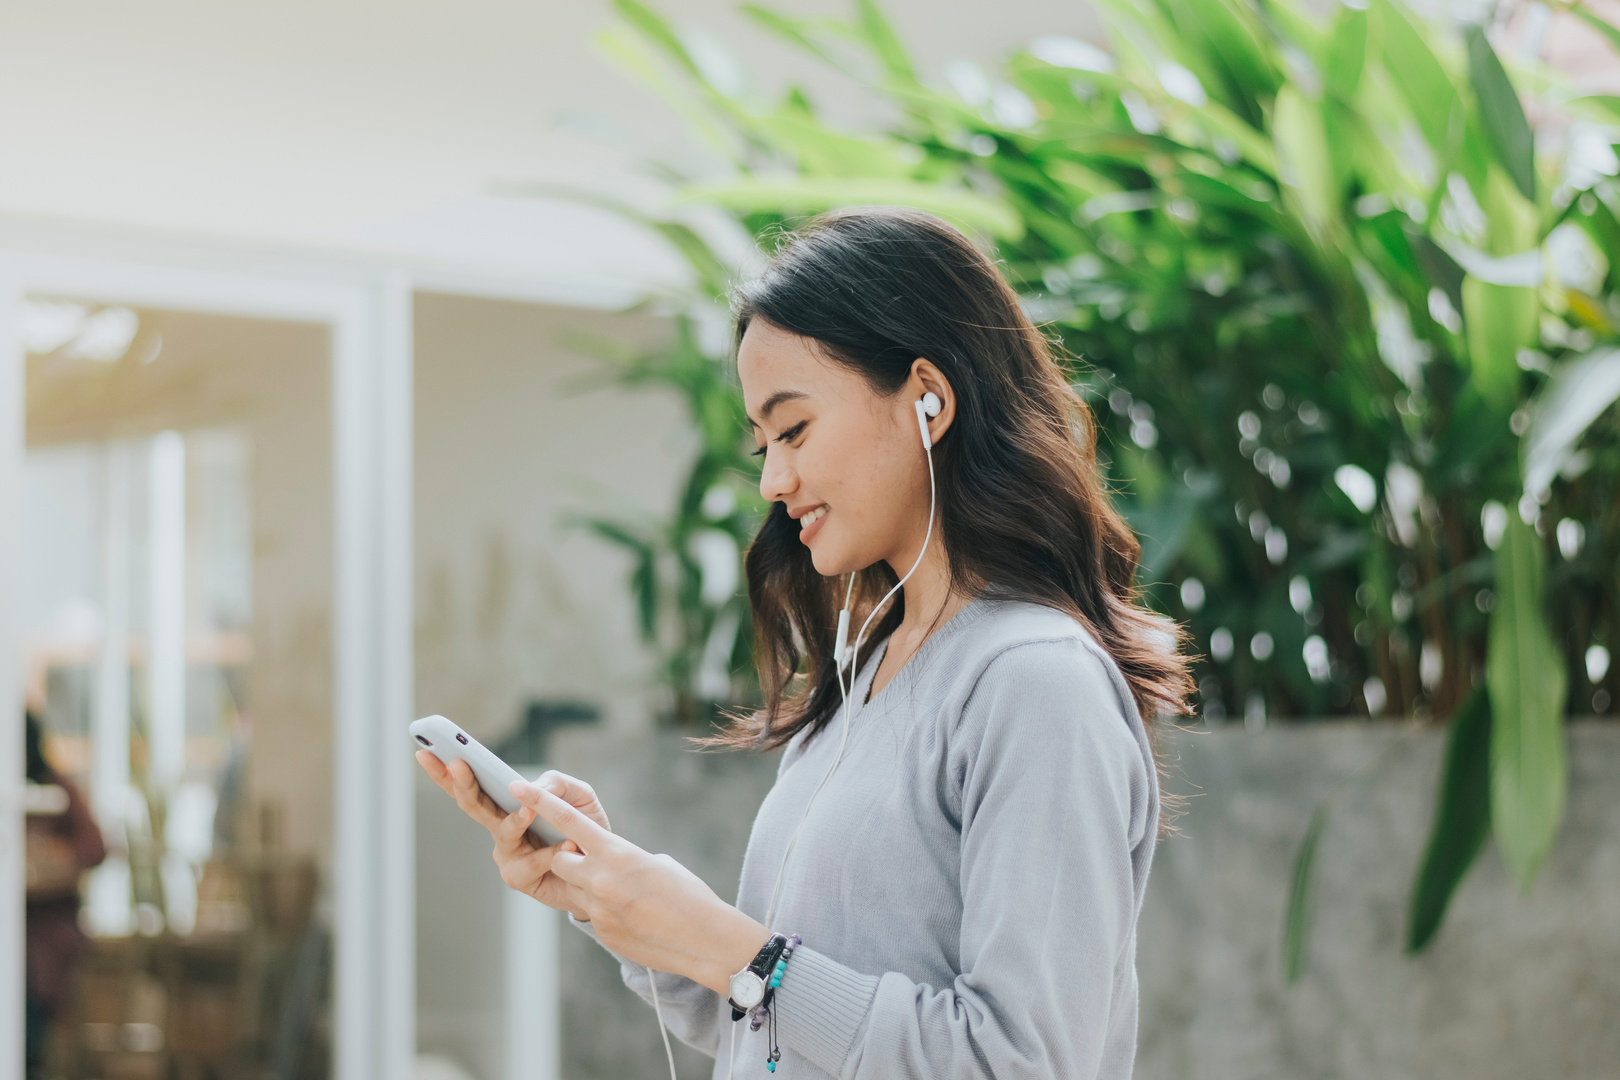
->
[18, 300, 336, 1080]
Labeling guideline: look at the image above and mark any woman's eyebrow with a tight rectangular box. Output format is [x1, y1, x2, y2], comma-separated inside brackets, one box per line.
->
[746, 389, 810, 428]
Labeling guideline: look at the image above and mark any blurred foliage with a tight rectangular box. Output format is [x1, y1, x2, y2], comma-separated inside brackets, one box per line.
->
[562, 199, 768, 727]
[571, 0, 1620, 957]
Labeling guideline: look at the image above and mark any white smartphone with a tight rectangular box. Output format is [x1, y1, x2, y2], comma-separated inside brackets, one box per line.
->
[411, 714, 567, 847]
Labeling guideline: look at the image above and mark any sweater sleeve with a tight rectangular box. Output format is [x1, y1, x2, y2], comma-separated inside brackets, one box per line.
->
[768, 637, 1153, 1079]
[569, 913, 725, 1058]
[565, 725, 811, 1059]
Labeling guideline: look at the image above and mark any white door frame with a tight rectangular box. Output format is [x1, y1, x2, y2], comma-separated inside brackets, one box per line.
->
[0, 255, 415, 1080]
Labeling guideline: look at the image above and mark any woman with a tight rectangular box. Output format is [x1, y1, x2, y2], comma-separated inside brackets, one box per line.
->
[25, 711, 106, 1079]
[420, 206, 1190, 1079]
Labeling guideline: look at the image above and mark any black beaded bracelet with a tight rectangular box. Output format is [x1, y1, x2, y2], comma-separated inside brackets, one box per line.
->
[749, 934, 800, 1072]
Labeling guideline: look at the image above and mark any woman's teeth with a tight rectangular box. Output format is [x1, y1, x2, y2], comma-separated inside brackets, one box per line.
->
[800, 505, 828, 528]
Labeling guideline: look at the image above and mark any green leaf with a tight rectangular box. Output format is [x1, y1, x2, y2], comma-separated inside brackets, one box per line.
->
[1486, 515, 1568, 890]
[1283, 801, 1331, 984]
[1323, 5, 1368, 101]
[676, 176, 1024, 239]
[1569, 94, 1620, 123]
[1462, 277, 1537, 409]
[1272, 85, 1338, 235]
[1465, 24, 1536, 202]
[612, 0, 704, 79]
[855, 0, 916, 83]
[1412, 235, 1467, 323]
[1407, 688, 1492, 953]
[1155, 0, 1281, 127]
[1522, 346, 1620, 497]
[739, 5, 846, 70]
[1572, 5, 1620, 55]
[1371, 0, 1458, 157]
[757, 111, 913, 178]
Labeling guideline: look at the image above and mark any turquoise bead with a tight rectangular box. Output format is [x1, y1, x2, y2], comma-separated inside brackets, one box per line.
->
[767, 1063, 776, 1072]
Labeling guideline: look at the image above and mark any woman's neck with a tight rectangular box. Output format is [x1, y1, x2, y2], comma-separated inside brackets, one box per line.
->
[866, 534, 967, 699]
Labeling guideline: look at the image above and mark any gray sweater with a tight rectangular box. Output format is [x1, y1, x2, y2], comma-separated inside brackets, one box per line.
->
[576, 593, 1159, 1079]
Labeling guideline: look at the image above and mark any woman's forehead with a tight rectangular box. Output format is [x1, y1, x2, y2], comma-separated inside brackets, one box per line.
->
[739, 321, 833, 414]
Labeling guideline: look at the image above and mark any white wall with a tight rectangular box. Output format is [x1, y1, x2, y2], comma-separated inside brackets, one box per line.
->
[0, 0, 1105, 288]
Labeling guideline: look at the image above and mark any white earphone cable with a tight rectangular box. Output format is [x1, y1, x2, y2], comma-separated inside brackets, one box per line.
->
[648, 969, 679, 1080]
[761, 425, 934, 930]
[723, 407, 937, 1080]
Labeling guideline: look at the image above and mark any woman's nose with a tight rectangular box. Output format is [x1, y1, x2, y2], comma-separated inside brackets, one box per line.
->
[758, 449, 797, 505]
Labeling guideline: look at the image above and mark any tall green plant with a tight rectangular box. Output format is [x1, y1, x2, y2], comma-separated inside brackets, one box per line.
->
[573, 0, 1620, 957]
[559, 199, 767, 726]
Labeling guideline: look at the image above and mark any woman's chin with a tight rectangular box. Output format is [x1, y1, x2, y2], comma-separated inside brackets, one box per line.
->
[808, 541, 845, 577]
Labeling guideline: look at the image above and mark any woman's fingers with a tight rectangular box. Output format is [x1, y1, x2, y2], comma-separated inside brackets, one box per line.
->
[494, 800, 539, 853]
[510, 774, 611, 833]
[531, 771, 611, 832]
[526, 787, 616, 853]
[446, 759, 506, 832]
[547, 843, 589, 887]
[416, 750, 455, 796]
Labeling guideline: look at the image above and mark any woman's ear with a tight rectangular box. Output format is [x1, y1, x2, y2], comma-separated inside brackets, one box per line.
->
[909, 359, 957, 445]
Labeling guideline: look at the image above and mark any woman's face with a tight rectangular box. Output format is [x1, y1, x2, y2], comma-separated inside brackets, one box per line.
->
[738, 319, 946, 577]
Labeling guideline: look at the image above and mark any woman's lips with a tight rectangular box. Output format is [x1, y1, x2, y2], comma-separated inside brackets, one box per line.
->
[798, 505, 829, 545]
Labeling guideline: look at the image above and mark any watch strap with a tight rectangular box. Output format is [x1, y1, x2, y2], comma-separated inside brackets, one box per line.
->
[728, 934, 787, 1020]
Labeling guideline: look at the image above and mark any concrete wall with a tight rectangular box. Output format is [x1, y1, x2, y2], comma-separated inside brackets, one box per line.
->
[1137, 722, 1620, 1080]
[541, 723, 1620, 1080]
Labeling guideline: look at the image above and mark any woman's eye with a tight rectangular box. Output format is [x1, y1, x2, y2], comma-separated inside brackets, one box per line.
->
[777, 421, 808, 444]
[750, 444, 767, 458]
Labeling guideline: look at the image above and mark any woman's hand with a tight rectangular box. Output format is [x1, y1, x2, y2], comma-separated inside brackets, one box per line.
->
[513, 782, 772, 995]
[415, 752, 606, 921]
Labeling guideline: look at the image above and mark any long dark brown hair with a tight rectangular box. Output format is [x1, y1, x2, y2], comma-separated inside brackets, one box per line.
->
[714, 206, 1192, 751]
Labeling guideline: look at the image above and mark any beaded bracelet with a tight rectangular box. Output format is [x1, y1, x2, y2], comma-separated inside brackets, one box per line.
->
[748, 934, 800, 1072]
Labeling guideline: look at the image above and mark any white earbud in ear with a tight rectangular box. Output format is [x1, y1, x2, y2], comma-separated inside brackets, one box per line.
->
[915, 392, 942, 448]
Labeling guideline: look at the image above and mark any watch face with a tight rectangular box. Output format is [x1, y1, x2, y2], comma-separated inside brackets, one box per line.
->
[729, 971, 765, 1008]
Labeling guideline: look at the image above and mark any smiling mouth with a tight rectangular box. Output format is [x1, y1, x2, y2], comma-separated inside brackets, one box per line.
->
[799, 505, 828, 528]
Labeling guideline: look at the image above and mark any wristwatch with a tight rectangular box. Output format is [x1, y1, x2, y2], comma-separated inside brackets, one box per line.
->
[727, 934, 787, 1021]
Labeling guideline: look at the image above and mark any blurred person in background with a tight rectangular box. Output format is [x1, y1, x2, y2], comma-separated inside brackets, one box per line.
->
[25, 710, 105, 1080]
[422, 207, 1190, 1080]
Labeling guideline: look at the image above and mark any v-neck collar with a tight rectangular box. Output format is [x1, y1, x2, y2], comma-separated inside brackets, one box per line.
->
[850, 589, 994, 709]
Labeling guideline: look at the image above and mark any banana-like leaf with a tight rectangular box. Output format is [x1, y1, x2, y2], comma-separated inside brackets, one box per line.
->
[1572, 6, 1620, 54]
[1463, 278, 1537, 409]
[613, 0, 703, 81]
[1407, 687, 1492, 952]
[581, 520, 660, 640]
[1283, 801, 1331, 983]
[1465, 25, 1536, 202]
[1486, 516, 1568, 890]
[1323, 6, 1368, 101]
[1522, 346, 1620, 497]
[1371, 0, 1459, 155]
[676, 176, 1025, 239]
[1154, 0, 1281, 126]
[739, 4, 848, 71]
[1272, 85, 1338, 236]
[855, 0, 916, 83]
[1570, 94, 1620, 123]
[757, 111, 914, 178]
